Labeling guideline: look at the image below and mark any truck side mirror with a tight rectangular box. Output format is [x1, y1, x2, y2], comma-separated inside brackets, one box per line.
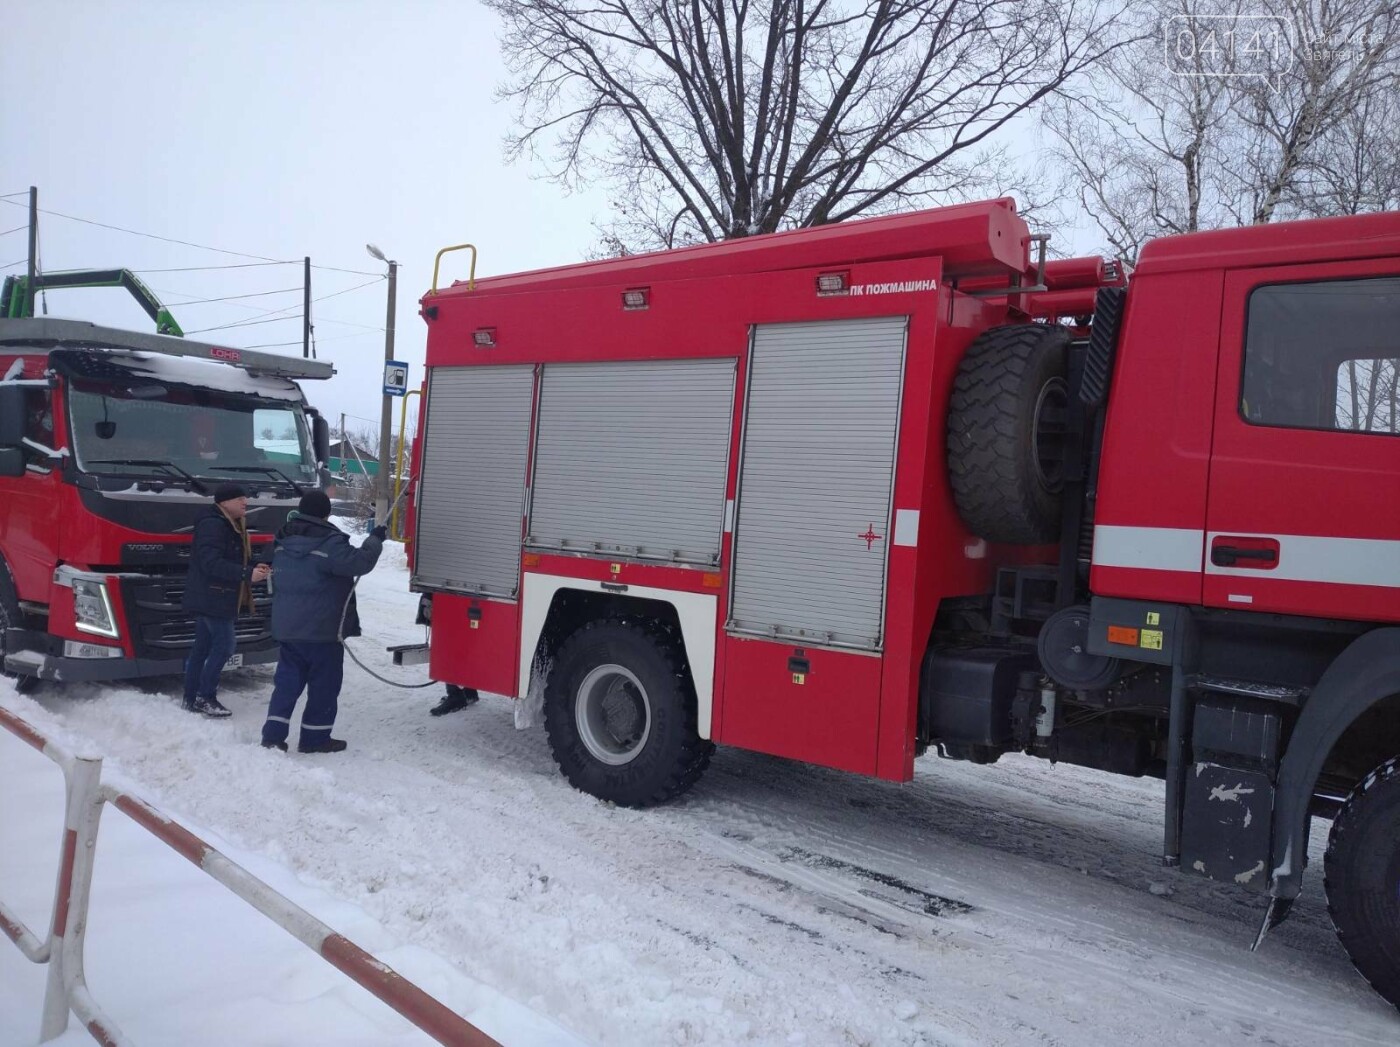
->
[0, 446, 23, 477]
[311, 414, 330, 466]
[0, 385, 23, 446]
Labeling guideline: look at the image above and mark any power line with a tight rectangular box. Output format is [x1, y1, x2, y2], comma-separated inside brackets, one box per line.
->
[0, 225, 26, 238]
[150, 285, 303, 306]
[0, 197, 285, 262]
[0, 191, 30, 200]
[1, 258, 25, 270]
[0, 198, 387, 276]
[184, 275, 383, 334]
[134, 262, 293, 274]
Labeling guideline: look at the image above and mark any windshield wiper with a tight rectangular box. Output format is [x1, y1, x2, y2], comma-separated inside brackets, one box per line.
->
[211, 464, 307, 496]
[86, 458, 210, 493]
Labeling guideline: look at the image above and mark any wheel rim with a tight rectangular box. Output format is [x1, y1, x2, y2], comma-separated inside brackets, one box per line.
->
[575, 664, 652, 766]
[1032, 376, 1069, 494]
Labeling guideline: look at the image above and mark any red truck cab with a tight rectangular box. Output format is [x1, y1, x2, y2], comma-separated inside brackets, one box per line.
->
[0, 318, 333, 687]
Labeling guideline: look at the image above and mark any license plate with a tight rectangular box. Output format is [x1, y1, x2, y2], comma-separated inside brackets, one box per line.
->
[224, 653, 244, 669]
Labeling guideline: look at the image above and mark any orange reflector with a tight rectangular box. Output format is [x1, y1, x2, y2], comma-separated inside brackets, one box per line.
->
[1107, 625, 1139, 646]
[522, 554, 541, 568]
[702, 573, 722, 588]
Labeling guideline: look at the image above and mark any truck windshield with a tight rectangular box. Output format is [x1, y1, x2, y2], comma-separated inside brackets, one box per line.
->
[66, 379, 317, 486]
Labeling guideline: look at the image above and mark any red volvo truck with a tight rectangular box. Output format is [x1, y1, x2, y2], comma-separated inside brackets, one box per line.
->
[402, 199, 1400, 1006]
[0, 317, 333, 688]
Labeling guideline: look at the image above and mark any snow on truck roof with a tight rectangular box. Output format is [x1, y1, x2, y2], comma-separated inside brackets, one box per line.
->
[426, 197, 1033, 302]
[48, 346, 305, 401]
[0, 317, 333, 386]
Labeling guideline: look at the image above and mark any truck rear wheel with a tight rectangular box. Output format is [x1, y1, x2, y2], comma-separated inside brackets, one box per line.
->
[947, 323, 1070, 544]
[544, 619, 712, 807]
[1324, 755, 1400, 1011]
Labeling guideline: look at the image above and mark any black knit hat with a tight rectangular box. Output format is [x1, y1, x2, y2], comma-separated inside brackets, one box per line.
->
[213, 482, 248, 504]
[298, 490, 332, 519]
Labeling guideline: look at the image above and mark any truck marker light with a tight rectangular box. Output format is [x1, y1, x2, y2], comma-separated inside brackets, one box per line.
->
[472, 328, 496, 347]
[702, 573, 722, 588]
[621, 288, 650, 310]
[815, 271, 849, 296]
[1107, 625, 1139, 646]
[522, 554, 541, 568]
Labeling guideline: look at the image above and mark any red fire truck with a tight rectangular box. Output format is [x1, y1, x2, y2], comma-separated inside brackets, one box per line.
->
[403, 198, 1400, 1006]
[0, 317, 333, 688]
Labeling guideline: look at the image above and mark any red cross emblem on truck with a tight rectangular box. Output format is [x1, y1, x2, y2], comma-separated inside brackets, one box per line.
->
[859, 524, 883, 550]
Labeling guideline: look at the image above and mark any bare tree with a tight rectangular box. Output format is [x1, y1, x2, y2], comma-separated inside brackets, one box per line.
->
[1293, 87, 1400, 216]
[487, 0, 1127, 250]
[1049, 0, 1400, 261]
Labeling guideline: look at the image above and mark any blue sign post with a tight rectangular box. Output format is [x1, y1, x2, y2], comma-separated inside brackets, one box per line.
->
[383, 360, 410, 396]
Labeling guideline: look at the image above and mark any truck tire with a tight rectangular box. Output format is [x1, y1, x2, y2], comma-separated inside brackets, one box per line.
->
[1324, 755, 1400, 1011]
[0, 566, 39, 693]
[544, 619, 713, 807]
[947, 323, 1070, 544]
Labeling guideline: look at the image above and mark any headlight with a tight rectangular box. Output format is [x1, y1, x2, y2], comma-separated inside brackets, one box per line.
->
[72, 578, 119, 638]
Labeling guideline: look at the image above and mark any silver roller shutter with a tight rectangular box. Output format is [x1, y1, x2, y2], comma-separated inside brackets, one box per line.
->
[728, 317, 907, 649]
[413, 364, 535, 597]
[528, 358, 735, 565]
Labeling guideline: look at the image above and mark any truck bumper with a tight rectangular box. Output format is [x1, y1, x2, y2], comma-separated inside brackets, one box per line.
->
[3, 630, 280, 685]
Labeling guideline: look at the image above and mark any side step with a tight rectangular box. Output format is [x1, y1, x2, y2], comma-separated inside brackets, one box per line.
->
[387, 643, 430, 667]
[1191, 674, 1307, 706]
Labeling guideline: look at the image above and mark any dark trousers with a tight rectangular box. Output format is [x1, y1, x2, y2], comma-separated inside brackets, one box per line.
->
[262, 641, 344, 749]
[184, 616, 237, 702]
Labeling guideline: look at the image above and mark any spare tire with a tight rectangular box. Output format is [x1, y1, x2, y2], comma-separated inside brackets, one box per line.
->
[947, 323, 1070, 544]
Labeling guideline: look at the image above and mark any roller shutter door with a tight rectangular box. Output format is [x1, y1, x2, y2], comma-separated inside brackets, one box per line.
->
[527, 358, 735, 565]
[413, 364, 535, 597]
[728, 317, 907, 649]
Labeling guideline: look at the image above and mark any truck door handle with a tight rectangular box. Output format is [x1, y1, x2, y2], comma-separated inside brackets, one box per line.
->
[1211, 540, 1280, 568]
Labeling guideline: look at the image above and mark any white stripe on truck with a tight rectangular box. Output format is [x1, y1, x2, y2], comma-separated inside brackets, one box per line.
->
[1092, 525, 1400, 589]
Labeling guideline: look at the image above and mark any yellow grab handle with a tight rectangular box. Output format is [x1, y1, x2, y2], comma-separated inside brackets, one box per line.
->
[431, 243, 477, 294]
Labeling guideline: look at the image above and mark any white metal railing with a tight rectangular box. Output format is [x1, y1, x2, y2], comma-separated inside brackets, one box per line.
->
[0, 704, 500, 1047]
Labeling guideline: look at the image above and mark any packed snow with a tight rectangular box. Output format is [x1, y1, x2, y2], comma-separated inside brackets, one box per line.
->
[2, 542, 1398, 1046]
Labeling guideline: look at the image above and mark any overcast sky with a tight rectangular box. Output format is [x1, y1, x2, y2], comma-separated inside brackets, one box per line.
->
[3, 1, 1098, 444]
[2, 0, 611, 439]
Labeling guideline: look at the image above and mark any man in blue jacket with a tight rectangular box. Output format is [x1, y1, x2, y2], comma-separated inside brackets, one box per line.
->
[260, 490, 384, 753]
[182, 483, 270, 717]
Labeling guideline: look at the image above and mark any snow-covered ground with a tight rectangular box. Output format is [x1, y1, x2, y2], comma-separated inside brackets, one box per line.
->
[3, 543, 1398, 1046]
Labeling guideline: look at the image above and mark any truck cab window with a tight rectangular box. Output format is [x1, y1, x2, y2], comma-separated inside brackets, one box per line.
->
[22, 388, 55, 463]
[1242, 277, 1400, 434]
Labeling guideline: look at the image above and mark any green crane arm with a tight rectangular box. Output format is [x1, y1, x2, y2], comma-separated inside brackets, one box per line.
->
[0, 268, 184, 335]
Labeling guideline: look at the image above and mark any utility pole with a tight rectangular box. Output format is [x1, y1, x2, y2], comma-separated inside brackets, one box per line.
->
[303, 257, 312, 359]
[25, 186, 37, 316]
[366, 243, 397, 524]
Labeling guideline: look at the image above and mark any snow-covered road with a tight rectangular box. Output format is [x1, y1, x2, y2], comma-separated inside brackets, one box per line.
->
[3, 543, 1397, 1046]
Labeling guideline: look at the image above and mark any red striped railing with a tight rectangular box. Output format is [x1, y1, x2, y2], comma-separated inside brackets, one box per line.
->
[0, 704, 501, 1047]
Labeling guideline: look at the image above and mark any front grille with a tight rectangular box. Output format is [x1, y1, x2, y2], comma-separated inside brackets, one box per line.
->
[120, 575, 275, 657]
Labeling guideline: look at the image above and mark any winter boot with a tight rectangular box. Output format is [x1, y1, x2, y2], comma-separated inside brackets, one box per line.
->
[430, 686, 480, 717]
[261, 739, 288, 752]
[299, 737, 348, 754]
[189, 697, 232, 718]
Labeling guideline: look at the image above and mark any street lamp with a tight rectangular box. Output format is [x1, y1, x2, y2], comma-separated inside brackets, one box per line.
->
[366, 243, 397, 525]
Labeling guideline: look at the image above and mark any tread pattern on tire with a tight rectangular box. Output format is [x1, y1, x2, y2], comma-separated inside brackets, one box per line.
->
[544, 617, 713, 807]
[947, 323, 1070, 545]
[1324, 754, 1400, 1012]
